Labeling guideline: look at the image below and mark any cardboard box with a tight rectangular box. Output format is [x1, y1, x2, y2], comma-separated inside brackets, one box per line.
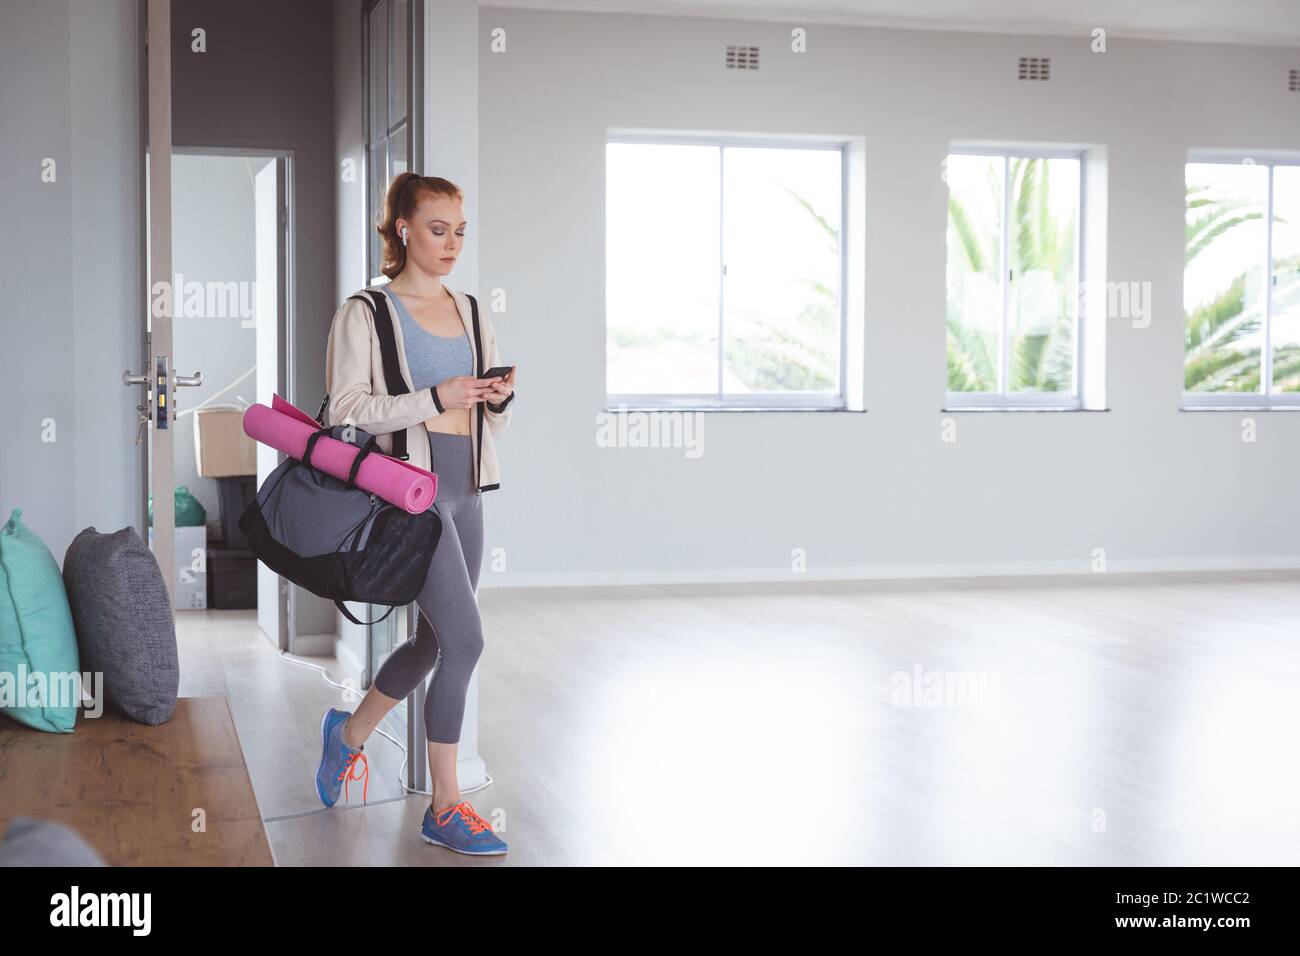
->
[195, 406, 257, 477]
[147, 524, 208, 610]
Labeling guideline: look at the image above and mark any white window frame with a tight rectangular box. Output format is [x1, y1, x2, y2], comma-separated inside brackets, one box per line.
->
[944, 145, 1086, 411]
[362, 0, 420, 286]
[1183, 149, 1300, 410]
[605, 133, 849, 411]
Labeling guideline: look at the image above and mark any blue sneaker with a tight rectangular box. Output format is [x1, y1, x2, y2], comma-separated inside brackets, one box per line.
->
[315, 708, 368, 807]
[420, 801, 508, 855]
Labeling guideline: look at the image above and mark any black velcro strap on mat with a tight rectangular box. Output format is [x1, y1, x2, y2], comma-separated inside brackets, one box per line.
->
[345, 435, 379, 488]
[347, 290, 409, 461]
[301, 427, 329, 471]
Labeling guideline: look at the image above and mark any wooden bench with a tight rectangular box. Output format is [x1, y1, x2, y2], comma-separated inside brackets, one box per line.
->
[0, 696, 274, 866]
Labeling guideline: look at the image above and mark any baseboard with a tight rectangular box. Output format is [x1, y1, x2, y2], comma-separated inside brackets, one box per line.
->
[476, 555, 1300, 589]
[292, 632, 337, 658]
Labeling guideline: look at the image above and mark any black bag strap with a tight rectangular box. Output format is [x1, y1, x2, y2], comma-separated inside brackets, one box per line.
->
[467, 293, 484, 489]
[347, 290, 409, 461]
[334, 599, 398, 627]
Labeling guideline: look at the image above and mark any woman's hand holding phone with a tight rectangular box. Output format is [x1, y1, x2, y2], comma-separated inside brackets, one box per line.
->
[481, 365, 516, 405]
[435, 375, 497, 410]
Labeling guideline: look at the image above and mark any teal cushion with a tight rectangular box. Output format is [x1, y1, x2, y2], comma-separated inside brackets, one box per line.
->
[0, 508, 80, 732]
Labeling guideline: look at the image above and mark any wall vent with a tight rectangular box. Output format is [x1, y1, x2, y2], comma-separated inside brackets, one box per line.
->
[1290, 69, 1299, 91]
[726, 45, 760, 70]
[1018, 56, 1050, 81]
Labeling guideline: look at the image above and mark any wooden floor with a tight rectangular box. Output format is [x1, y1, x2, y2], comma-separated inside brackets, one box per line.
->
[177, 570, 1300, 866]
[0, 697, 273, 865]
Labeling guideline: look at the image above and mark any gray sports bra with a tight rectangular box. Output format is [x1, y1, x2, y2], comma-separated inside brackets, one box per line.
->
[386, 288, 473, 393]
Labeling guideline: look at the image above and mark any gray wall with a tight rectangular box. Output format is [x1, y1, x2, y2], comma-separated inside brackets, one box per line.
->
[476, 9, 1300, 584]
[170, 0, 338, 634]
[0, 0, 142, 563]
[169, 0, 336, 418]
[335, 0, 367, 304]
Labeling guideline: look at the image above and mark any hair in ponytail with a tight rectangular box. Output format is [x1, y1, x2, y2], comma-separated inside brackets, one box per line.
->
[376, 172, 464, 279]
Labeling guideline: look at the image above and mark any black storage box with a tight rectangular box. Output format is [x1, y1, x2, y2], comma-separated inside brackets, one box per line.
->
[207, 546, 257, 609]
[216, 474, 257, 549]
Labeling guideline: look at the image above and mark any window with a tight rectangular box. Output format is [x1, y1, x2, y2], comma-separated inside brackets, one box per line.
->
[945, 149, 1083, 407]
[605, 138, 845, 408]
[1184, 155, 1300, 403]
[363, 0, 418, 284]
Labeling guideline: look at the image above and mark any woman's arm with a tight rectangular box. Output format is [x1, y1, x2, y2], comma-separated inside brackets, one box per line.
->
[324, 297, 440, 434]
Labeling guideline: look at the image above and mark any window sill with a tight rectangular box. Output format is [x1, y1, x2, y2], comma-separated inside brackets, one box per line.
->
[603, 405, 864, 413]
[941, 406, 1109, 413]
[1181, 404, 1300, 411]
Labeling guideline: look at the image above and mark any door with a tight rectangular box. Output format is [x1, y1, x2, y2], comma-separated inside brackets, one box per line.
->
[130, 0, 198, 602]
[134, 3, 290, 648]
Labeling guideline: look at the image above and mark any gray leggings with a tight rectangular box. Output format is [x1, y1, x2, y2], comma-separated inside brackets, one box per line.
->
[371, 430, 483, 744]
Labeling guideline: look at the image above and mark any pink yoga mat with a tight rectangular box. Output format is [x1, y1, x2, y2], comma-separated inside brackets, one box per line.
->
[271, 395, 439, 486]
[242, 398, 437, 514]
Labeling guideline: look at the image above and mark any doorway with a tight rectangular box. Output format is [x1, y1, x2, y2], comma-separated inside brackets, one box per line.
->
[144, 148, 294, 650]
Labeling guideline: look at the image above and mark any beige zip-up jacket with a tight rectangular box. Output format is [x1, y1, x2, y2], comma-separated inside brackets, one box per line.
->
[323, 284, 513, 493]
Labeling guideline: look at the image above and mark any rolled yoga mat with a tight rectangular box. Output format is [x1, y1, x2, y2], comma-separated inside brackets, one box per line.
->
[270, 394, 443, 487]
[242, 400, 437, 514]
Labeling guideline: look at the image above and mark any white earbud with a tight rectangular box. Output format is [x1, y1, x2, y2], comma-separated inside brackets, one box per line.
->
[400, 227, 408, 247]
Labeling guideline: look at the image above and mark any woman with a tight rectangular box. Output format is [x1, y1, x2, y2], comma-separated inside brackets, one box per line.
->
[313, 172, 516, 856]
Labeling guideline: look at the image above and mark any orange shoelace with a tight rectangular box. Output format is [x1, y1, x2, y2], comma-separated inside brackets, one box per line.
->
[438, 801, 493, 834]
[337, 750, 369, 804]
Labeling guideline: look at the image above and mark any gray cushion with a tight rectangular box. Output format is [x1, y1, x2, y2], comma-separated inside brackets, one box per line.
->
[0, 817, 107, 866]
[62, 527, 178, 725]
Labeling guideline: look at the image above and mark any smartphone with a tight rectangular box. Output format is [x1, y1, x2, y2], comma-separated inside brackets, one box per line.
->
[480, 365, 513, 381]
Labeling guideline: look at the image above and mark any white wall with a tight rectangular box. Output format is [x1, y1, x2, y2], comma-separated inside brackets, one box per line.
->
[0, 0, 142, 562]
[474, 10, 1300, 584]
[171, 153, 261, 541]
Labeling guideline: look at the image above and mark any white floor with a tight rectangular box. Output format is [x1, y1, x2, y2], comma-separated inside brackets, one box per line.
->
[177, 570, 1300, 865]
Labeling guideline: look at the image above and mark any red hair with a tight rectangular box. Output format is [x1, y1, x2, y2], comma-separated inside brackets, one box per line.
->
[376, 172, 464, 279]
